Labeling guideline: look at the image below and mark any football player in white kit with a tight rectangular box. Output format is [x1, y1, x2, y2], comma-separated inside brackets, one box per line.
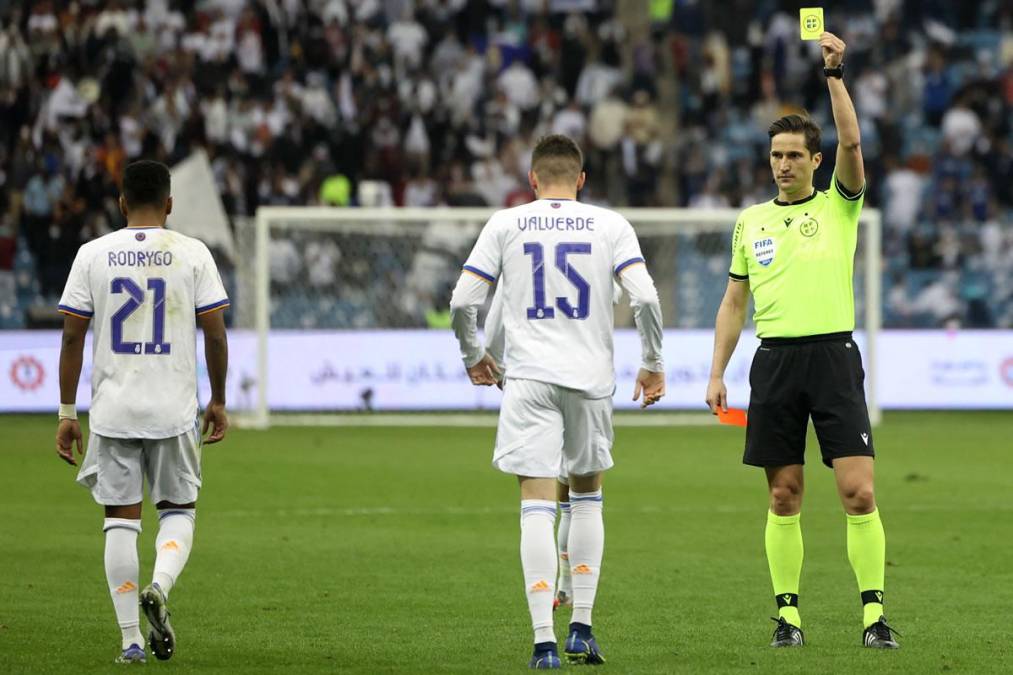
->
[55, 161, 230, 664]
[485, 276, 626, 615]
[450, 135, 665, 669]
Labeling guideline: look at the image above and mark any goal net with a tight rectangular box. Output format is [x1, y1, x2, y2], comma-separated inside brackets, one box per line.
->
[232, 207, 881, 427]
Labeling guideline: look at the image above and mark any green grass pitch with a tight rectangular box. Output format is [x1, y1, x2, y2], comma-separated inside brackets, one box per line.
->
[2, 412, 1011, 674]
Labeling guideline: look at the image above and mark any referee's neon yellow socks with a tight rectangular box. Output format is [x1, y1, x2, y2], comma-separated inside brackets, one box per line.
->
[765, 511, 803, 627]
[847, 509, 887, 628]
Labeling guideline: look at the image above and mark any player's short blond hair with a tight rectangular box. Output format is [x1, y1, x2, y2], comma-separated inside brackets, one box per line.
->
[531, 135, 584, 186]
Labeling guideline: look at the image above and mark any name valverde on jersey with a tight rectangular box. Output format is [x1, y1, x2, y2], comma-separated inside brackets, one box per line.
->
[462, 199, 645, 398]
[58, 227, 229, 438]
[729, 171, 865, 338]
[516, 215, 596, 231]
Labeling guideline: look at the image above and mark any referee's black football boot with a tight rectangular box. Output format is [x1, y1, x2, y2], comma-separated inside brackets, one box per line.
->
[863, 616, 900, 649]
[769, 617, 805, 647]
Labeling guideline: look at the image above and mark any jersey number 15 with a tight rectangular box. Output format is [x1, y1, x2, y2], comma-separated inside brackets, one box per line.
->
[523, 242, 591, 320]
[110, 277, 172, 355]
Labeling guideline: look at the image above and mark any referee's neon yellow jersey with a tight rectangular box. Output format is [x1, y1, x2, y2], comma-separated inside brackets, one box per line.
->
[729, 171, 865, 338]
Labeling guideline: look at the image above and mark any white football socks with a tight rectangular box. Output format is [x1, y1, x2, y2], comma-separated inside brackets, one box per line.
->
[568, 490, 604, 627]
[103, 518, 144, 649]
[152, 509, 196, 598]
[520, 500, 558, 644]
[557, 501, 572, 599]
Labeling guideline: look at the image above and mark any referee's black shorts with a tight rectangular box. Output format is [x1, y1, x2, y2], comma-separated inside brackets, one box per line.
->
[743, 331, 874, 468]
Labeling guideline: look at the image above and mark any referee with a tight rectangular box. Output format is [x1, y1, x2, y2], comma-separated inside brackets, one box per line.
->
[705, 32, 899, 650]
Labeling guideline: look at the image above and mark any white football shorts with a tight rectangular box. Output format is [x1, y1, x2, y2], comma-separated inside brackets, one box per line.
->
[493, 378, 614, 479]
[76, 422, 203, 506]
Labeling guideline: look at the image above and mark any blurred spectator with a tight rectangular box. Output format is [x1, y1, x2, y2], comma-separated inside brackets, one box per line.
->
[941, 93, 983, 156]
[882, 157, 925, 233]
[552, 99, 587, 139]
[922, 45, 952, 126]
[621, 90, 662, 206]
[498, 58, 540, 112]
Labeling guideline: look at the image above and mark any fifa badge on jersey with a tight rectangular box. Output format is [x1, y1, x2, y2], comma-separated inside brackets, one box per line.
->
[753, 237, 776, 267]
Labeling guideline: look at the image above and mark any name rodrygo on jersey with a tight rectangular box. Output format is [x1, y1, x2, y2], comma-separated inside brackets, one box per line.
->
[58, 228, 229, 438]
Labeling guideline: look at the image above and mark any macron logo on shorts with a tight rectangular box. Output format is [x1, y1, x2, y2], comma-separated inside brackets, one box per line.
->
[861, 433, 869, 446]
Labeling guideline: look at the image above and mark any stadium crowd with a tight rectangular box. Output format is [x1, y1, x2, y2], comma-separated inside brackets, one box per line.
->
[0, 0, 1010, 328]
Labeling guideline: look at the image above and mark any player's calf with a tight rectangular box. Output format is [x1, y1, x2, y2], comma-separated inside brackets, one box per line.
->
[104, 517, 146, 657]
[151, 507, 196, 596]
[555, 496, 572, 611]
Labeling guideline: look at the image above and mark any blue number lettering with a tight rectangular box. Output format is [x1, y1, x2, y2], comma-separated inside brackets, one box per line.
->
[110, 277, 172, 355]
[144, 278, 171, 354]
[555, 243, 591, 320]
[524, 242, 555, 320]
[523, 242, 592, 320]
[110, 278, 145, 354]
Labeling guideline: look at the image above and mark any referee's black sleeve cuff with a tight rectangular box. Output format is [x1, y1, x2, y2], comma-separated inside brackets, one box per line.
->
[729, 272, 749, 281]
[834, 177, 865, 201]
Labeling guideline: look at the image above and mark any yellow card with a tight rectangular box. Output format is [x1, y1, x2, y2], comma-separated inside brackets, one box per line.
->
[799, 7, 824, 40]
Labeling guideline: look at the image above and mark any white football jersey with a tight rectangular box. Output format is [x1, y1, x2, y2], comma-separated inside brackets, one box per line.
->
[59, 227, 229, 438]
[462, 199, 645, 398]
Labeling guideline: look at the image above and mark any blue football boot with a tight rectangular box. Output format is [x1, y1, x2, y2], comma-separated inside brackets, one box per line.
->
[529, 641, 561, 669]
[564, 623, 605, 665]
[114, 643, 146, 664]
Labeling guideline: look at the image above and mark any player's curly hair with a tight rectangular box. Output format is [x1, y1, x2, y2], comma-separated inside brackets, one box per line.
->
[768, 114, 822, 157]
[531, 134, 584, 185]
[122, 160, 171, 209]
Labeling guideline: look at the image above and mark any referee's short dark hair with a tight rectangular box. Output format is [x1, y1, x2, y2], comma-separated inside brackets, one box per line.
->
[768, 114, 822, 157]
[122, 160, 171, 209]
[531, 134, 584, 185]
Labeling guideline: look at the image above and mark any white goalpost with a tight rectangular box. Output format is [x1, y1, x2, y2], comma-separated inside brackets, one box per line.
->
[233, 207, 881, 429]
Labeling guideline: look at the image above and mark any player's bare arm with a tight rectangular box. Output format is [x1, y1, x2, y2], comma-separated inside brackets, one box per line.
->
[706, 278, 750, 414]
[199, 309, 229, 443]
[822, 32, 864, 194]
[56, 314, 90, 465]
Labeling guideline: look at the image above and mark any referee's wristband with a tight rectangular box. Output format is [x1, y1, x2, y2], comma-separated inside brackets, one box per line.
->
[58, 403, 78, 420]
[823, 64, 844, 79]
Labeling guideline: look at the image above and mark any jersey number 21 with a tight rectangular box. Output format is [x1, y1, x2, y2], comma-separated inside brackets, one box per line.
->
[110, 277, 172, 355]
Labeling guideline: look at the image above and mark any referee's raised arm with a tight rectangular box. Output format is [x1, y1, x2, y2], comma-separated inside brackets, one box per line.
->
[821, 32, 864, 194]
